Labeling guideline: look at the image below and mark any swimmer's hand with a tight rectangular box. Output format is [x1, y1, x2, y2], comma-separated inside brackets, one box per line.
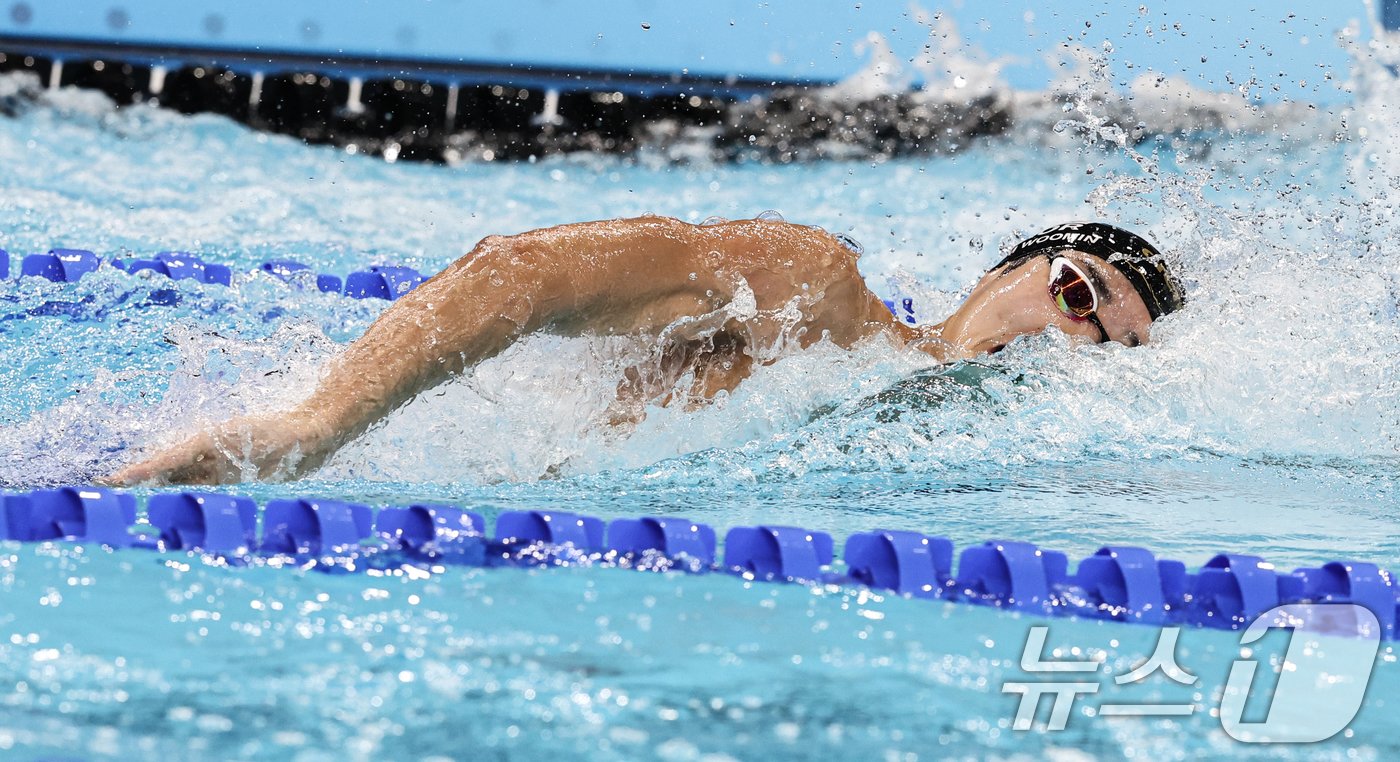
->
[103, 412, 334, 486]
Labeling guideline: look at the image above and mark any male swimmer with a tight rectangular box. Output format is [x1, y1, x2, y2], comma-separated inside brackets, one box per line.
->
[107, 217, 1184, 486]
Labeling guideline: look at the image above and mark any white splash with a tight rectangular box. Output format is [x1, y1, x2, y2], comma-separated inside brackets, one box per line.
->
[823, 32, 912, 101]
[909, 5, 1010, 102]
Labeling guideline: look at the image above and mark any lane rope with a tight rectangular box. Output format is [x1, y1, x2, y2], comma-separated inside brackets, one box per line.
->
[8, 251, 1380, 637]
[2, 247, 931, 320]
[2, 247, 425, 301]
[1, 485, 1394, 639]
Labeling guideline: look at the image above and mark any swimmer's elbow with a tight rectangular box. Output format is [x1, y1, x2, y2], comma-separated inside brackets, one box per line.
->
[447, 232, 537, 280]
[462, 234, 514, 261]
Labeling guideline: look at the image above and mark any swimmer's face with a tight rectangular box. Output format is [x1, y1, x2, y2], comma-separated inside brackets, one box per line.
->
[936, 250, 1155, 358]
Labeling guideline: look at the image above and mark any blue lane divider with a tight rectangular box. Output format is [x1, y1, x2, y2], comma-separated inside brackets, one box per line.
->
[260, 497, 375, 555]
[21, 248, 102, 283]
[844, 529, 953, 598]
[8, 247, 423, 302]
[608, 516, 717, 565]
[724, 525, 834, 582]
[881, 296, 919, 325]
[344, 266, 426, 300]
[0, 493, 29, 540]
[494, 510, 606, 551]
[147, 492, 258, 553]
[1185, 554, 1280, 630]
[0, 487, 138, 547]
[955, 540, 1069, 615]
[376, 504, 487, 565]
[1071, 546, 1186, 625]
[113, 251, 233, 286]
[3, 486, 1400, 640]
[259, 260, 344, 294]
[1288, 561, 1397, 639]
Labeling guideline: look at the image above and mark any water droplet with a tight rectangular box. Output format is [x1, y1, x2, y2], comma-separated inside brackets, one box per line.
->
[700, 216, 727, 226]
[834, 233, 864, 255]
[755, 210, 785, 222]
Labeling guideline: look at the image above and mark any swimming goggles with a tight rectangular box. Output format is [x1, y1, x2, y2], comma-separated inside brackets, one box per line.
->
[1047, 256, 1108, 343]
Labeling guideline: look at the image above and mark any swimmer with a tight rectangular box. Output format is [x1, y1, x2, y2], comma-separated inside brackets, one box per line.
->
[106, 217, 1184, 485]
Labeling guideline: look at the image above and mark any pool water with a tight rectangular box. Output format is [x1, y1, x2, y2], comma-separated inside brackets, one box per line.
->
[1, 33, 1399, 759]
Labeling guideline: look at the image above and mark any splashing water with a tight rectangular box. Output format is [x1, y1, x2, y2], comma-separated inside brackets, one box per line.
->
[1, 16, 1400, 757]
[0, 55, 1395, 546]
[910, 6, 1009, 101]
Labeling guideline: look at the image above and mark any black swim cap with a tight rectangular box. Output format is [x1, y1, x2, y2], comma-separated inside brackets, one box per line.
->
[994, 222, 1186, 321]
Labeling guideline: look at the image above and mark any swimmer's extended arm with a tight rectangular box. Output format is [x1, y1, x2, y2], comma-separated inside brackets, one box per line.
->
[108, 216, 893, 485]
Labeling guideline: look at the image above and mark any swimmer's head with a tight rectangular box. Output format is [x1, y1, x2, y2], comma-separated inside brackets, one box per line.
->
[996, 222, 1186, 320]
[934, 222, 1185, 358]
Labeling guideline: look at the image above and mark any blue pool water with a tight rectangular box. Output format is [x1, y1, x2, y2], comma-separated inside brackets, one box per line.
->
[2, 36, 1400, 758]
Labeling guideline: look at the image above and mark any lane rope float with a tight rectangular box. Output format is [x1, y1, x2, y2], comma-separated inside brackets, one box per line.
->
[3, 247, 425, 301]
[0, 486, 1394, 640]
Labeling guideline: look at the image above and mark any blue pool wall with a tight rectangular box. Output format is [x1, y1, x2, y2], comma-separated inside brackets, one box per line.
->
[0, 0, 1375, 102]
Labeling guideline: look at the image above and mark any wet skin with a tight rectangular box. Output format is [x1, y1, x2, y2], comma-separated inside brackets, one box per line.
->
[106, 215, 1157, 485]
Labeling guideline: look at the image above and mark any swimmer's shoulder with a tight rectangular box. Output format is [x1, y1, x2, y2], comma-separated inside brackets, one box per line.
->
[533, 215, 857, 251]
[685, 216, 864, 263]
[581, 215, 862, 275]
